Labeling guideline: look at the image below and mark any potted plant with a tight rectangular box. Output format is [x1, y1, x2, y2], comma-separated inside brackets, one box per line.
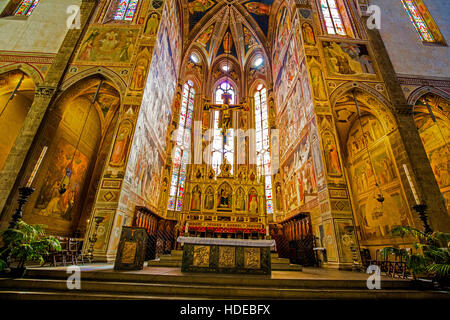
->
[0, 220, 61, 277]
[381, 226, 450, 289]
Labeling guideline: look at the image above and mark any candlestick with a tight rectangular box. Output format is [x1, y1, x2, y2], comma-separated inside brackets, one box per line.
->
[403, 164, 420, 205]
[26, 146, 48, 188]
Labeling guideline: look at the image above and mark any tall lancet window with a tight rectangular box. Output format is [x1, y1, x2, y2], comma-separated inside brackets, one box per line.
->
[212, 82, 235, 175]
[320, 0, 346, 36]
[14, 0, 40, 16]
[402, 0, 435, 43]
[254, 85, 273, 214]
[168, 81, 195, 211]
[114, 0, 139, 21]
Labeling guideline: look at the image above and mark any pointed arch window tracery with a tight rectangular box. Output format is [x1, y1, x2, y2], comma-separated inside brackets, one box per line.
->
[319, 0, 346, 36]
[254, 85, 273, 214]
[14, 0, 39, 16]
[113, 0, 139, 21]
[168, 80, 195, 211]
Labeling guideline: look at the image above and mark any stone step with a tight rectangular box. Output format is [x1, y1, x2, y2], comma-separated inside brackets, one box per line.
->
[23, 269, 413, 290]
[272, 264, 303, 272]
[271, 257, 290, 264]
[0, 278, 446, 300]
[147, 260, 182, 267]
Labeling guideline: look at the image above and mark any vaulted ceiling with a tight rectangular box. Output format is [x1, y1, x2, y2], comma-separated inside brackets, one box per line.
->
[181, 0, 280, 68]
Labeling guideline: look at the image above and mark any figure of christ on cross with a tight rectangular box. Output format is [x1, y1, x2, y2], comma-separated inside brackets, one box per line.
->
[203, 92, 249, 144]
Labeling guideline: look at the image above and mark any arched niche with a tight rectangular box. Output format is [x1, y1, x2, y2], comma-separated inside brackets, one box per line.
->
[14, 75, 121, 236]
[413, 92, 450, 214]
[0, 69, 35, 171]
[333, 89, 412, 254]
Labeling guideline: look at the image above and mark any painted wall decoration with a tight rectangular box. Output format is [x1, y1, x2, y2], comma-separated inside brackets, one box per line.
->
[109, 120, 133, 168]
[144, 12, 161, 36]
[273, 5, 291, 66]
[302, 22, 315, 46]
[346, 115, 409, 240]
[279, 79, 306, 159]
[123, 0, 182, 212]
[75, 26, 139, 64]
[243, 26, 258, 56]
[35, 139, 89, 221]
[283, 134, 318, 211]
[415, 108, 450, 213]
[130, 48, 151, 91]
[243, 0, 274, 35]
[274, 34, 298, 111]
[322, 41, 376, 77]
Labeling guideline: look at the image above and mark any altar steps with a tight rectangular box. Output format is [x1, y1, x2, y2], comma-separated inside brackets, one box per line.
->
[0, 269, 448, 300]
[146, 250, 303, 271]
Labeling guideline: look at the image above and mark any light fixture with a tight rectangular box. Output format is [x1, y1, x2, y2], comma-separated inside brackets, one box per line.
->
[253, 57, 263, 68]
[222, 65, 230, 72]
[190, 53, 199, 64]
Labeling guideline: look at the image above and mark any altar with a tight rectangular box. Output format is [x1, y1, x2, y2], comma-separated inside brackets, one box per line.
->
[177, 237, 275, 275]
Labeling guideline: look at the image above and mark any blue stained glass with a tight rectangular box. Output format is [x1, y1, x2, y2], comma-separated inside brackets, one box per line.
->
[124, 0, 139, 21]
[168, 80, 196, 210]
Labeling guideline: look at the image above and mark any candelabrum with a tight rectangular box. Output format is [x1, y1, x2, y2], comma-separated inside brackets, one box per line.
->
[412, 204, 433, 234]
[86, 216, 105, 262]
[9, 187, 35, 229]
[344, 226, 361, 272]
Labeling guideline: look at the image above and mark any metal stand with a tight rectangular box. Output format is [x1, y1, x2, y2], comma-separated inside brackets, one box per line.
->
[86, 216, 105, 263]
[412, 204, 433, 234]
[9, 187, 35, 229]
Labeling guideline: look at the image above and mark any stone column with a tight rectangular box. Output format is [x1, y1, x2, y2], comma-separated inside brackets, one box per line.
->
[364, 16, 450, 232]
[0, 0, 99, 228]
[293, 3, 360, 269]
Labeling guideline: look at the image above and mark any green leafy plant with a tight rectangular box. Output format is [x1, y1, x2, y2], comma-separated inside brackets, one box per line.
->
[381, 226, 450, 283]
[0, 220, 61, 271]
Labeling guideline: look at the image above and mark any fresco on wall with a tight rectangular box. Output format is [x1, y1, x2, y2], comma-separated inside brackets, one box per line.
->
[279, 79, 306, 159]
[109, 120, 133, 168]
[123, 0, 182, 212]
[274, 34, 298, 111]
[283, 134, 317, 211]
[347, 115, 409, 240]
[273, 6, 290, 66]
[76, 27, 139, 64]
[322, 41, 375, 77]
[35, 139, 89, 221]
[415, 112, 450, 213]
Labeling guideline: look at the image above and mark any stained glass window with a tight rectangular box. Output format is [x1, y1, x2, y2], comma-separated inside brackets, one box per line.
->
[254, 86, 273, 214]
[211, 82, 235, 175]
[168, 81, 195, 211]
[114, 0, 139, 21]
[402, 0, 435, 42]
[14, 0, 40, 16]
[320, 0, 346, 36]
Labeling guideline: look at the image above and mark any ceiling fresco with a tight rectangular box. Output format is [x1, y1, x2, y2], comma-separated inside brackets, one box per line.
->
[186, 0, 279, 67]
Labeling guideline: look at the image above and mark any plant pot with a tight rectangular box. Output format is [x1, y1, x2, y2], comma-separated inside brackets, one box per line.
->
[8, 267, 27, 278]
[411, 278, 433, 290]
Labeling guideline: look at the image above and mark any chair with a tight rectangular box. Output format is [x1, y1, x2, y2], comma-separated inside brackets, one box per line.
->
[53, 237, 71, 266]
[71, 239, 86, 265]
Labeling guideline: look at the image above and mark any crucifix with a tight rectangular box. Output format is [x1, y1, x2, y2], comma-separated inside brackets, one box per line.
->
[203, 91, 249, 144]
